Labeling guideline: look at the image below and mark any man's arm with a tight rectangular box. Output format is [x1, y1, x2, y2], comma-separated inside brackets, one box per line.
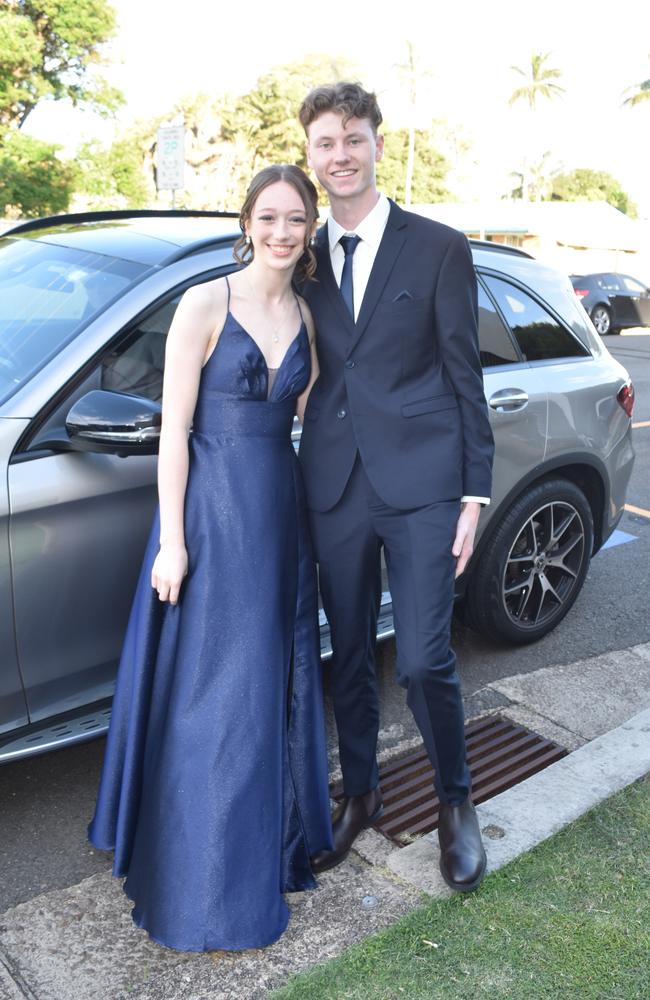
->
[433, 231, 494, 501]
[432, 231, 494, 574]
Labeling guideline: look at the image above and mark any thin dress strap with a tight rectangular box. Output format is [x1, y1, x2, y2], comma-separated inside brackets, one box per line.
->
[224, 274, 231, 310]
[293, 290, 304, 324]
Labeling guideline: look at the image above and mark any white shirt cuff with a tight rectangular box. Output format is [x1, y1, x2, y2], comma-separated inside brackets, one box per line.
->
[461, 496, 490, 506]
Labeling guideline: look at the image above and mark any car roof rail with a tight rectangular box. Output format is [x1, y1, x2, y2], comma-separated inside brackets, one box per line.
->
[469, 238, 533, 259]
[3, 209, 240, 237]
[165, 235, 244, 263]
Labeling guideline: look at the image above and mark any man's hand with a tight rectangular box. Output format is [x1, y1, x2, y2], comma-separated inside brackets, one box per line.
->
[452, 502, 481, 578]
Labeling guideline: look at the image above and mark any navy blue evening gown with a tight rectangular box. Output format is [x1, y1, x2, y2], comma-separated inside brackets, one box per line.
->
[88, 284, 333, 952]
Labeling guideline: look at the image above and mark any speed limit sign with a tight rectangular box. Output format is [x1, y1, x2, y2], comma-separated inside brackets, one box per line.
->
[156, 126, 185, 192]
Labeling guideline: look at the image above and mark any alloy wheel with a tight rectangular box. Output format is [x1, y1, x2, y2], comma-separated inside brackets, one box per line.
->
[501, 500, 586, 632]
[591, 305, 611, 335]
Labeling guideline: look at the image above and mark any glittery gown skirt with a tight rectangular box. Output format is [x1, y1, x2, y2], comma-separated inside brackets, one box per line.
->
[88, 313, 333, 952]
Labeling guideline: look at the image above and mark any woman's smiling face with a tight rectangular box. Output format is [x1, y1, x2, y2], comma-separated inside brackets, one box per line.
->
[245, 181, 310, 271]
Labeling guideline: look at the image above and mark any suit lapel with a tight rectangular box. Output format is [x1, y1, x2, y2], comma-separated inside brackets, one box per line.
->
[314, 223, 355, 333]
[352, 200, 408, 350]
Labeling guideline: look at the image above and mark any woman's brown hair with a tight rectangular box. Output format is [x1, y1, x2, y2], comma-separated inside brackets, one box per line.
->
[233, 164, 319, 281]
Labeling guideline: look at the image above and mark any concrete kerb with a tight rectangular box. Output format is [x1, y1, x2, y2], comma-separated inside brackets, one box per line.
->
[1, 646, 649, 999]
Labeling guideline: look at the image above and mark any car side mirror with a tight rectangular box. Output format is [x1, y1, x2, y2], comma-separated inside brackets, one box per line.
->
[64, 389, 161, 456]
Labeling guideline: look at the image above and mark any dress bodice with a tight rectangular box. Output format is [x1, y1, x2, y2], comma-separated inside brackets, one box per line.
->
[191, 304, 310, 442]
[199, 309, 311, 404]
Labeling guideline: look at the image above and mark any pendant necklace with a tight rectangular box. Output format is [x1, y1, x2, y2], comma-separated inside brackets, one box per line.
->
[245, 272, 292, 343]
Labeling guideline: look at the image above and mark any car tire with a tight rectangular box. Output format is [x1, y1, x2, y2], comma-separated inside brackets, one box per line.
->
[466, 479, 594, 645]
[590, 304, 611, 336]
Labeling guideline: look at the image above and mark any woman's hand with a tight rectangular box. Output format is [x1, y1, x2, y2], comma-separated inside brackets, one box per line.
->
[151, 543, 188, 604]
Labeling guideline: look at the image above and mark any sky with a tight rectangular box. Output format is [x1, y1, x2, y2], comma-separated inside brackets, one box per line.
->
[23, 0, 650, 216]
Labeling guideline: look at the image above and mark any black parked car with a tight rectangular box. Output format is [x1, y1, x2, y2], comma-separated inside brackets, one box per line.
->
[571, 272, 650, 335]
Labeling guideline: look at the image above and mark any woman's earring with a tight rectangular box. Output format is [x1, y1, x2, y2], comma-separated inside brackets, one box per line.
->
[309, 236, 316, 247]
[245, 235, 252, 246]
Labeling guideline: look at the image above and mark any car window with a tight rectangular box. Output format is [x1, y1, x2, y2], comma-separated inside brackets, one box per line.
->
[99, 278, 222, 402]
[476, 281, 520, 367]
[621, 276, 646, 294]
[601, 274, 622, 291]
[100, 298, 179, 402]
[0, 237, 148, 406]
[484, 275, 589, 362]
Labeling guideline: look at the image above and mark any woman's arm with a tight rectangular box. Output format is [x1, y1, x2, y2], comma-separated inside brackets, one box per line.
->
[152, 280, 226, 604]
[296, 300, 319, 425]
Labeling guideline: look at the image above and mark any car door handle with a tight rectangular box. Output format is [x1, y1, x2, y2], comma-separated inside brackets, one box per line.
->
[488, 388, 529, 412]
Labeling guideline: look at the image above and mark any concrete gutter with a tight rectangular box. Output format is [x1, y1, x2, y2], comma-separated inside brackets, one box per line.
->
[1, 643, 649, 1000]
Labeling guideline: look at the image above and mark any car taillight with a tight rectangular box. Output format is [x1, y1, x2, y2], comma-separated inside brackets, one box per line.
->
[574, 288, 589, 299]
[617, 381, 634, 418]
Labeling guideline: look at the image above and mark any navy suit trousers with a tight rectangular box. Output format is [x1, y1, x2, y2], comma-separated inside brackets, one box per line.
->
[309, 455, 471, 805]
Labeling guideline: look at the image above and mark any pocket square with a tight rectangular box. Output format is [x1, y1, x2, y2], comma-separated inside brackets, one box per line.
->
[392, 289, 414, 302]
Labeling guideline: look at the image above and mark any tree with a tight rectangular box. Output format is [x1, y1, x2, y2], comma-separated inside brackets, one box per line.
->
[508, 151, 558, 202]
[74, 137, 150, 210]
[120, 94, 253, 211]
[549, 168, 637, 216]
[0, 0, 123, 129]
[509, 52, 564, 200]
[622, 58, 650, 107]
[220, 54, 357, 176]
[0, 129, 74, 216]
[378, 127, 451, 204]
[509, 51, 565, 110]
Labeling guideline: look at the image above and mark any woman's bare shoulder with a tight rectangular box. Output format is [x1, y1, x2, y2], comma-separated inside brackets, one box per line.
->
[180, 276, 229, 314]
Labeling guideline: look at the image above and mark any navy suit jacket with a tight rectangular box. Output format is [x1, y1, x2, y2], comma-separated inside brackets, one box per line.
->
[298, 200, 494, 513]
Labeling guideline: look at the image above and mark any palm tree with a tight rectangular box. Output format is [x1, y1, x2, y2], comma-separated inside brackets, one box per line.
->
[509, 152, 557, 202]
[622, 59, 650, 106]
[509, 52, 565, 200]
[509, 51, 565, 110]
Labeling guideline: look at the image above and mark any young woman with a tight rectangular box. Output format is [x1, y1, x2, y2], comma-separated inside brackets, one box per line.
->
[88, 165, 332, 952]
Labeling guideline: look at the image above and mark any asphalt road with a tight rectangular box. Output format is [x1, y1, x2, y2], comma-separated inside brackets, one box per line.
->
[1, 331, 649, 914]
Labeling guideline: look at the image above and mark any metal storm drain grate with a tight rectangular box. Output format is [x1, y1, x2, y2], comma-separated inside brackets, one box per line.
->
[331, 714, 568, 847]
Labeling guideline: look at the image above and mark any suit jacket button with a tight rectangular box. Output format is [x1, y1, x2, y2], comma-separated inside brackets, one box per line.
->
[345, 359, 355, 369]
[337, 409, 347, 419]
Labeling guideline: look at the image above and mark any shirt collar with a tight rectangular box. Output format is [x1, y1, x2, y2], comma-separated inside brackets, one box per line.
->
[327, 193, 390, 252]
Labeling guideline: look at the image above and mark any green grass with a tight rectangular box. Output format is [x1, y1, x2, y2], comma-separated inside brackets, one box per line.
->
[272, 776, 650, 1000]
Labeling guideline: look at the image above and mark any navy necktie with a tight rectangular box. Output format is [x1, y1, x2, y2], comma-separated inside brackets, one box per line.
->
[339, 235, 361, 319]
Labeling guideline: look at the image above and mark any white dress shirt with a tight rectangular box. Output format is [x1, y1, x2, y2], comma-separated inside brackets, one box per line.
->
[327, 193, 490, 507]
[328, 193, 391, 322]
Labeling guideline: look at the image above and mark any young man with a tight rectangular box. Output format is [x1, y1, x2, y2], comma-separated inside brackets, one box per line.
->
[297, 83, 494, 891]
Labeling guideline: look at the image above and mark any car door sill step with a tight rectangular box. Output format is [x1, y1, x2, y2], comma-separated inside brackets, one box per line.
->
[0, 701, 113, 764]
[320, 591, 394, 659]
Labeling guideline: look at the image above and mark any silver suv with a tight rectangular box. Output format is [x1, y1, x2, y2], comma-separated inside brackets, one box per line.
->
[0, 212, 635, 763]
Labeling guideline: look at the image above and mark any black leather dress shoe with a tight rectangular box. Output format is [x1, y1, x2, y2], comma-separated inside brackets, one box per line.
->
[311, 787, 383, 873]
[438, 797, 486, 892]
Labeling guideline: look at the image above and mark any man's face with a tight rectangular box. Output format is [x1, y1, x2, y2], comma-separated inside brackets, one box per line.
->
[306, 112, 383, 202]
